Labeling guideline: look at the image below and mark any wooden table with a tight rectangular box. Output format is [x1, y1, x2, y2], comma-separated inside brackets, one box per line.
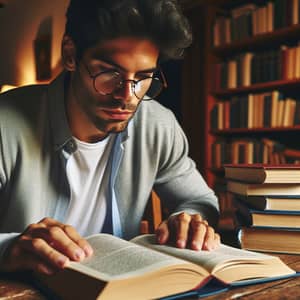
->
[0, 273, 46, 299]
[0, 254, 299, 299]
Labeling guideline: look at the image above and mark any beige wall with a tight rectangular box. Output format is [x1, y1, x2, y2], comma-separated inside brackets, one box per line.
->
[0, 0, 69, 86]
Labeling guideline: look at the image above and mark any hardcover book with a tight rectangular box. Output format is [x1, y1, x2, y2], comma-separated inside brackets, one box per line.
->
[235, 199, 300, 229]
[35, 234, 296, 300]
[239, 227, 300, 254]
[224, 164, 300, 184]
[233, 194, 300, 211]
[227, 180, 300, 196]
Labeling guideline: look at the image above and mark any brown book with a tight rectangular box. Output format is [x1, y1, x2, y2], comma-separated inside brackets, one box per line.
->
[282, 98, 296, 127]
[281, 45, 288, 80]
[227, 180, 300, 196]
[35, 234, 295, 300]
[224, 164, 300, 183]
[235, 194, 300, 211]
[240, 227, 300, 254]
[241, 53, 254, 87]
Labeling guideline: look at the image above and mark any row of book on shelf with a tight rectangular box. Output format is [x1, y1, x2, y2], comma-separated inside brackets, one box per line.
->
[210, 90, 300, 130]
[213, 0, 299, 47]
[214, 45, 300, 90]
[222, 163, 300, 254]
[212, 138, 300, 168]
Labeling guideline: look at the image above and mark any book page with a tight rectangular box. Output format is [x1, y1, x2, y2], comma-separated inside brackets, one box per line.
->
[131, 234, 279, 274]
[68, 234, 193, 281]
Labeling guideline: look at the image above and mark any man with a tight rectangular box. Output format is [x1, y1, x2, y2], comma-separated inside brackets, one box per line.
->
[0, 0, 220, 275]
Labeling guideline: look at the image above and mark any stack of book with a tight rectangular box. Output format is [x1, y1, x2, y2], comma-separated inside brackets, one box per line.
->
[224, 164, 300, 254]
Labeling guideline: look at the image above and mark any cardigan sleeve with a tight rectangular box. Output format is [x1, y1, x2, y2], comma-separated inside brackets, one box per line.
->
[153, 109, 219, 227]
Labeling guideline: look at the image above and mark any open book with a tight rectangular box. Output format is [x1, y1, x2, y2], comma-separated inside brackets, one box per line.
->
[36, 234, 296, 300]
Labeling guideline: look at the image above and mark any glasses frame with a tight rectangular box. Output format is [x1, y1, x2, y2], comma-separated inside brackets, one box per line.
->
[83, 63, 168, 100]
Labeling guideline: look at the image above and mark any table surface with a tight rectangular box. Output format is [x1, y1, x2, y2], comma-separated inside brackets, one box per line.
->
[0, 253, 299, 300]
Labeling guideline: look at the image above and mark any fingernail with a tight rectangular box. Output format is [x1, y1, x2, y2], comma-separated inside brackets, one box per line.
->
[177, 239, 186, 248]
[57, 256, 68, 267]
[156, 232, 165, 244]
[74, 249, 85, 260]
[41, 265, 55, 275]
[157, 235, 164, 244]
[191, 241, 202, 250]
[84, 245, 93, 256]
[204, 242, 213, 251]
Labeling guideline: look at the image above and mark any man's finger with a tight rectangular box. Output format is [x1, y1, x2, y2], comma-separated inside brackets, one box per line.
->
[189, 214, 207, 250]
[155, 220, 169, 245]
[171, 212, 191, 249]
[62, 224, 93, 256]
[1, 246, 57, 275]
[33, 219, 93, 258]
[202, 225, 217, 250]
[18, 236, 70, 269]
[28, 226, 86, 262]
[212, 232, 221, 249]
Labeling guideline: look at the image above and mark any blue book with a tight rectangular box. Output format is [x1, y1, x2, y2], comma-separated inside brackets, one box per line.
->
[235, 198, 300, 228]
[233, 194, 300, 211]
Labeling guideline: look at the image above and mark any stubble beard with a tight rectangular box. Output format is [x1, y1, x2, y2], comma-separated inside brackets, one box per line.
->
[88, 103, 137, 135]
[92, 116, 130, 134]
[90, 99, 140, 135]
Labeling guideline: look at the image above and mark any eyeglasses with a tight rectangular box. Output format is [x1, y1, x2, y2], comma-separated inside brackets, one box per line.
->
[83, 64, 167, 100]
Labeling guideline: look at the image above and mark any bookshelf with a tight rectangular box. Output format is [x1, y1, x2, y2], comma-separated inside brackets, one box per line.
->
[179, 0, 300, 229]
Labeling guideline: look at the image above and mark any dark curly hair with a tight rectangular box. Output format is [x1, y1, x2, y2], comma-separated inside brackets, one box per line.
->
[65, 0, 192, 62]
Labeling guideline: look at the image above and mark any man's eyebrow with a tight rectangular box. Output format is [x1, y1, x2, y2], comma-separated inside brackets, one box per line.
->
[93, 56, 159, 74]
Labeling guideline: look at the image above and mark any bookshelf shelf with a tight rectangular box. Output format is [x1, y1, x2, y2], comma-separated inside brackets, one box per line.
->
[212, 24, 300, 56]
[214, 79, 300, 97]
[212, 126, 300, 135]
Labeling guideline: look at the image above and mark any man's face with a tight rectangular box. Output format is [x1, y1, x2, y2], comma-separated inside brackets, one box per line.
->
[67, 37, 159, 141]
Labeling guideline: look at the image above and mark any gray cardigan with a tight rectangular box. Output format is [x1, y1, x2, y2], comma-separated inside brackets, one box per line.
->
[0, 73, 219, 254]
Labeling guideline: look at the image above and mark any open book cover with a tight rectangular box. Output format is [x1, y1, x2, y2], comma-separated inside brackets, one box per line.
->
[35, 234, 297, 300]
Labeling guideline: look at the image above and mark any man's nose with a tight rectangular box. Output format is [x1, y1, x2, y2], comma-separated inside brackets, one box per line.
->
[113, 80, 135, 102]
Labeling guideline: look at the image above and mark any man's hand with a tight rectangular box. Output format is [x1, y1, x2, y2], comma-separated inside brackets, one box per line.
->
[156, 212, 220, 251]
[0, 218, 93, 275]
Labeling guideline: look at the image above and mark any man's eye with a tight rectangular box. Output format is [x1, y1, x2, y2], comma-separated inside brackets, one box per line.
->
[102, 68, 118, 76]
[91, 64, 117, 74]
[136, 74, 153, 81]
[108, 71, 121, 79]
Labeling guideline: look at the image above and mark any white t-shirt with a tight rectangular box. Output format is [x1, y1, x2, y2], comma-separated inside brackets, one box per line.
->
[64, 135, 114, 236]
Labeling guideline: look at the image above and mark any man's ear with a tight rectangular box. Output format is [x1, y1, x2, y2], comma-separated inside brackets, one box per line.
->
[61, 35, 77, 71]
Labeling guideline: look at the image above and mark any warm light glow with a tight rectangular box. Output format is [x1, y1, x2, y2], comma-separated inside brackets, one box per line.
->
[0, 0, 68, 88]
[0, 84, 16, 93]
[16, 44, 36, 86]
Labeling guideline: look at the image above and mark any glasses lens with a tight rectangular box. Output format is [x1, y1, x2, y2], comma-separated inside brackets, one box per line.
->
[94, 71, 121, 95]
[133, 77, 153, 99]
[143, 77, 163, 100]
[93, 72, 163, 100]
